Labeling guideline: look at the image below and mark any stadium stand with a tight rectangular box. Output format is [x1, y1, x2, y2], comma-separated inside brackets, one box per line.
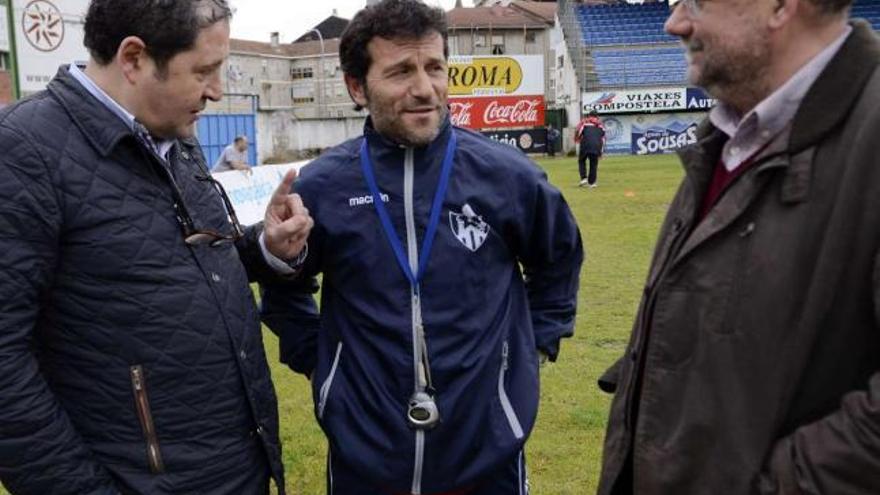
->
[572, 0, 880, 89]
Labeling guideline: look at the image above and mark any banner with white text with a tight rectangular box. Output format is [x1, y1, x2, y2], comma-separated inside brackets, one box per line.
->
[596, 112, 707, 155]
[449, 95, 545, 130]
[212, 162, 308, 225]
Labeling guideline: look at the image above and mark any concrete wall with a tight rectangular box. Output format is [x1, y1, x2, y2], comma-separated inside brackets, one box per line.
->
[217, 51, 361, 120]
[256, 111, 366, 162]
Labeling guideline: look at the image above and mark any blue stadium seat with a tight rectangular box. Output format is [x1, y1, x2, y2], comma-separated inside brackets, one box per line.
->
[577, 0, 880, 88]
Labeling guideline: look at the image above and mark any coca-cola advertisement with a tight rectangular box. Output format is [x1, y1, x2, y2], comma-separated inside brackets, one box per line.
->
[448, 95, 545, 130]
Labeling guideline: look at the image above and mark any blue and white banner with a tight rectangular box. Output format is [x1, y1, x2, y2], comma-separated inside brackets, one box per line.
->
[600, 116, 631, 154]
[631, 117, 700, 155]
[593, 112, 706, 155]
[212, 161, 309, 225]
[685, 87, 716, 110]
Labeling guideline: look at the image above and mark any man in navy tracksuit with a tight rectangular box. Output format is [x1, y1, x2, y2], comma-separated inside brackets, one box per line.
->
[260, 1, 583, 493]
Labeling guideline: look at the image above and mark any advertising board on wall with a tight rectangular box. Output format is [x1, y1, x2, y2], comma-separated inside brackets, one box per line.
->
[685, 87, 716, 110]
[0, 6, 9, 52]
[449, 96, 545, 130]
[480, 128, 547, 154]
[448, 54, 545, 131]
[13, 0, 90, 94]
[448, 55, 544, 97]
[582, 87, 685, 114]
[631, 116, 700, 155]
[597, 112, 706, 155]
[582, 87, 717, 115]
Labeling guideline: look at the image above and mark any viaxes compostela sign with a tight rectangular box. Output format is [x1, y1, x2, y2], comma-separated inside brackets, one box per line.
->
[448, 55, 544, 97]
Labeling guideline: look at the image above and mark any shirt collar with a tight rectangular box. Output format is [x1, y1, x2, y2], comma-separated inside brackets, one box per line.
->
[68, 62, 175, 161]
[709, 26, 852, 164]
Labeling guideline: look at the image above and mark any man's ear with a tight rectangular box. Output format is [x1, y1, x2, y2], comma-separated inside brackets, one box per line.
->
[768, 0, 798, 29]
[344, 74, 368, 109]
[116, 36, 149, 84]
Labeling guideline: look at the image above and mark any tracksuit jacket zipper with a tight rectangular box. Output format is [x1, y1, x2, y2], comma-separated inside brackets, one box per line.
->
[404, 148, 428, 495]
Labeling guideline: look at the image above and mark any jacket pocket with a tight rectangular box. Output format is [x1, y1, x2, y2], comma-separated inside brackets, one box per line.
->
[317, 342, 343, 420]
[498, 341, 525, 439]
[130, 365, 165, 474]
[598, 356, 624, 394]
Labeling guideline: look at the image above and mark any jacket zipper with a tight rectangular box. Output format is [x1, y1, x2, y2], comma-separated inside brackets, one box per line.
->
[625, 216, 690, 431]
[498, 341, 525, 439]
[404, 147, 427, 495]
[130, 365, 165, 474]
[318, 342, 344, 419]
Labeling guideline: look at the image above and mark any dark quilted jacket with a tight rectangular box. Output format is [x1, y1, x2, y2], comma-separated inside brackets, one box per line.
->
[0, 67, 285, 494]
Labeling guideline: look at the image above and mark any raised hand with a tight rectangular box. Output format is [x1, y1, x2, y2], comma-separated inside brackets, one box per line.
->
[263, 168, 314, 261]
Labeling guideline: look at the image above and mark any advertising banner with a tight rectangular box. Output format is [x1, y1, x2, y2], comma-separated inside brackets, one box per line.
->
[598, 115, 631, 155]
[212, 162, 308, 225]
[582, 87, 686, 114]
[448, 55, 544, 97]
[481, 128, 547, 154]
[0, 6, 9, 52]
[13, 0, 90, 93]
[589, 112, 707, 155]
[630, 114, 702, 155]
[449, 95, 545, 130]
[685, 87, 716, 110]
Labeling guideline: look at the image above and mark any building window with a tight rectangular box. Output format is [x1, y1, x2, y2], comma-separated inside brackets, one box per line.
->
[291, 86, 315, 104]
[474, 33, 486, 48]
[449, 37, 459, 55]
[491, 35, 504, 55]
[291, 67, 314, 80]
[557, 55, 564, 69]
[526, 31, 537, 44]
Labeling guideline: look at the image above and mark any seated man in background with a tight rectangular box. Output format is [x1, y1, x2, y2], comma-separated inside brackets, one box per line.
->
[213, 134, 253, 173]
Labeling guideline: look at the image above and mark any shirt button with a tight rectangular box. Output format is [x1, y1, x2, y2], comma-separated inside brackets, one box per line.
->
[211, 272, 221, 282]
[730, 146, 741, 155]
[181, 151, 191, 160]
[240, 349, 247, 360]
[256, 425, 265, 436]
[761, 130, 771, 138]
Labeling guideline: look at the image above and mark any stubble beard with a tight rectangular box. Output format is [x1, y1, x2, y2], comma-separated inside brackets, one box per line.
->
[371, 102, 449, 148]
[688, 30, 773, 113]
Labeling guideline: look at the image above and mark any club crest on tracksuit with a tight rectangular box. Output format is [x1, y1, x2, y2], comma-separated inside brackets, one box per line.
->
[449, 203, 490, 252]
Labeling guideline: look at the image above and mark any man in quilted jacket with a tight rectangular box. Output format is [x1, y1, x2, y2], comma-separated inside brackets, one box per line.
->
[0, 0, 312, 494]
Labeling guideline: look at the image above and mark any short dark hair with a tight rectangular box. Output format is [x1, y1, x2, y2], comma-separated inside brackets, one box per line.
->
[234, 135, 247, 144]
[339, 0, 448, 88]
[84, 0, 232, 72]
[807, 0, 853, 14]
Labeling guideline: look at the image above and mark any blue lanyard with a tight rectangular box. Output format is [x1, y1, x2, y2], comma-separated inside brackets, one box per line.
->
[359, 132, 457, 291]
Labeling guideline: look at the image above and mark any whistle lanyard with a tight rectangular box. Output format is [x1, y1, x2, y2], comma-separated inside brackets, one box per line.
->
[359, 132, 457, 295]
